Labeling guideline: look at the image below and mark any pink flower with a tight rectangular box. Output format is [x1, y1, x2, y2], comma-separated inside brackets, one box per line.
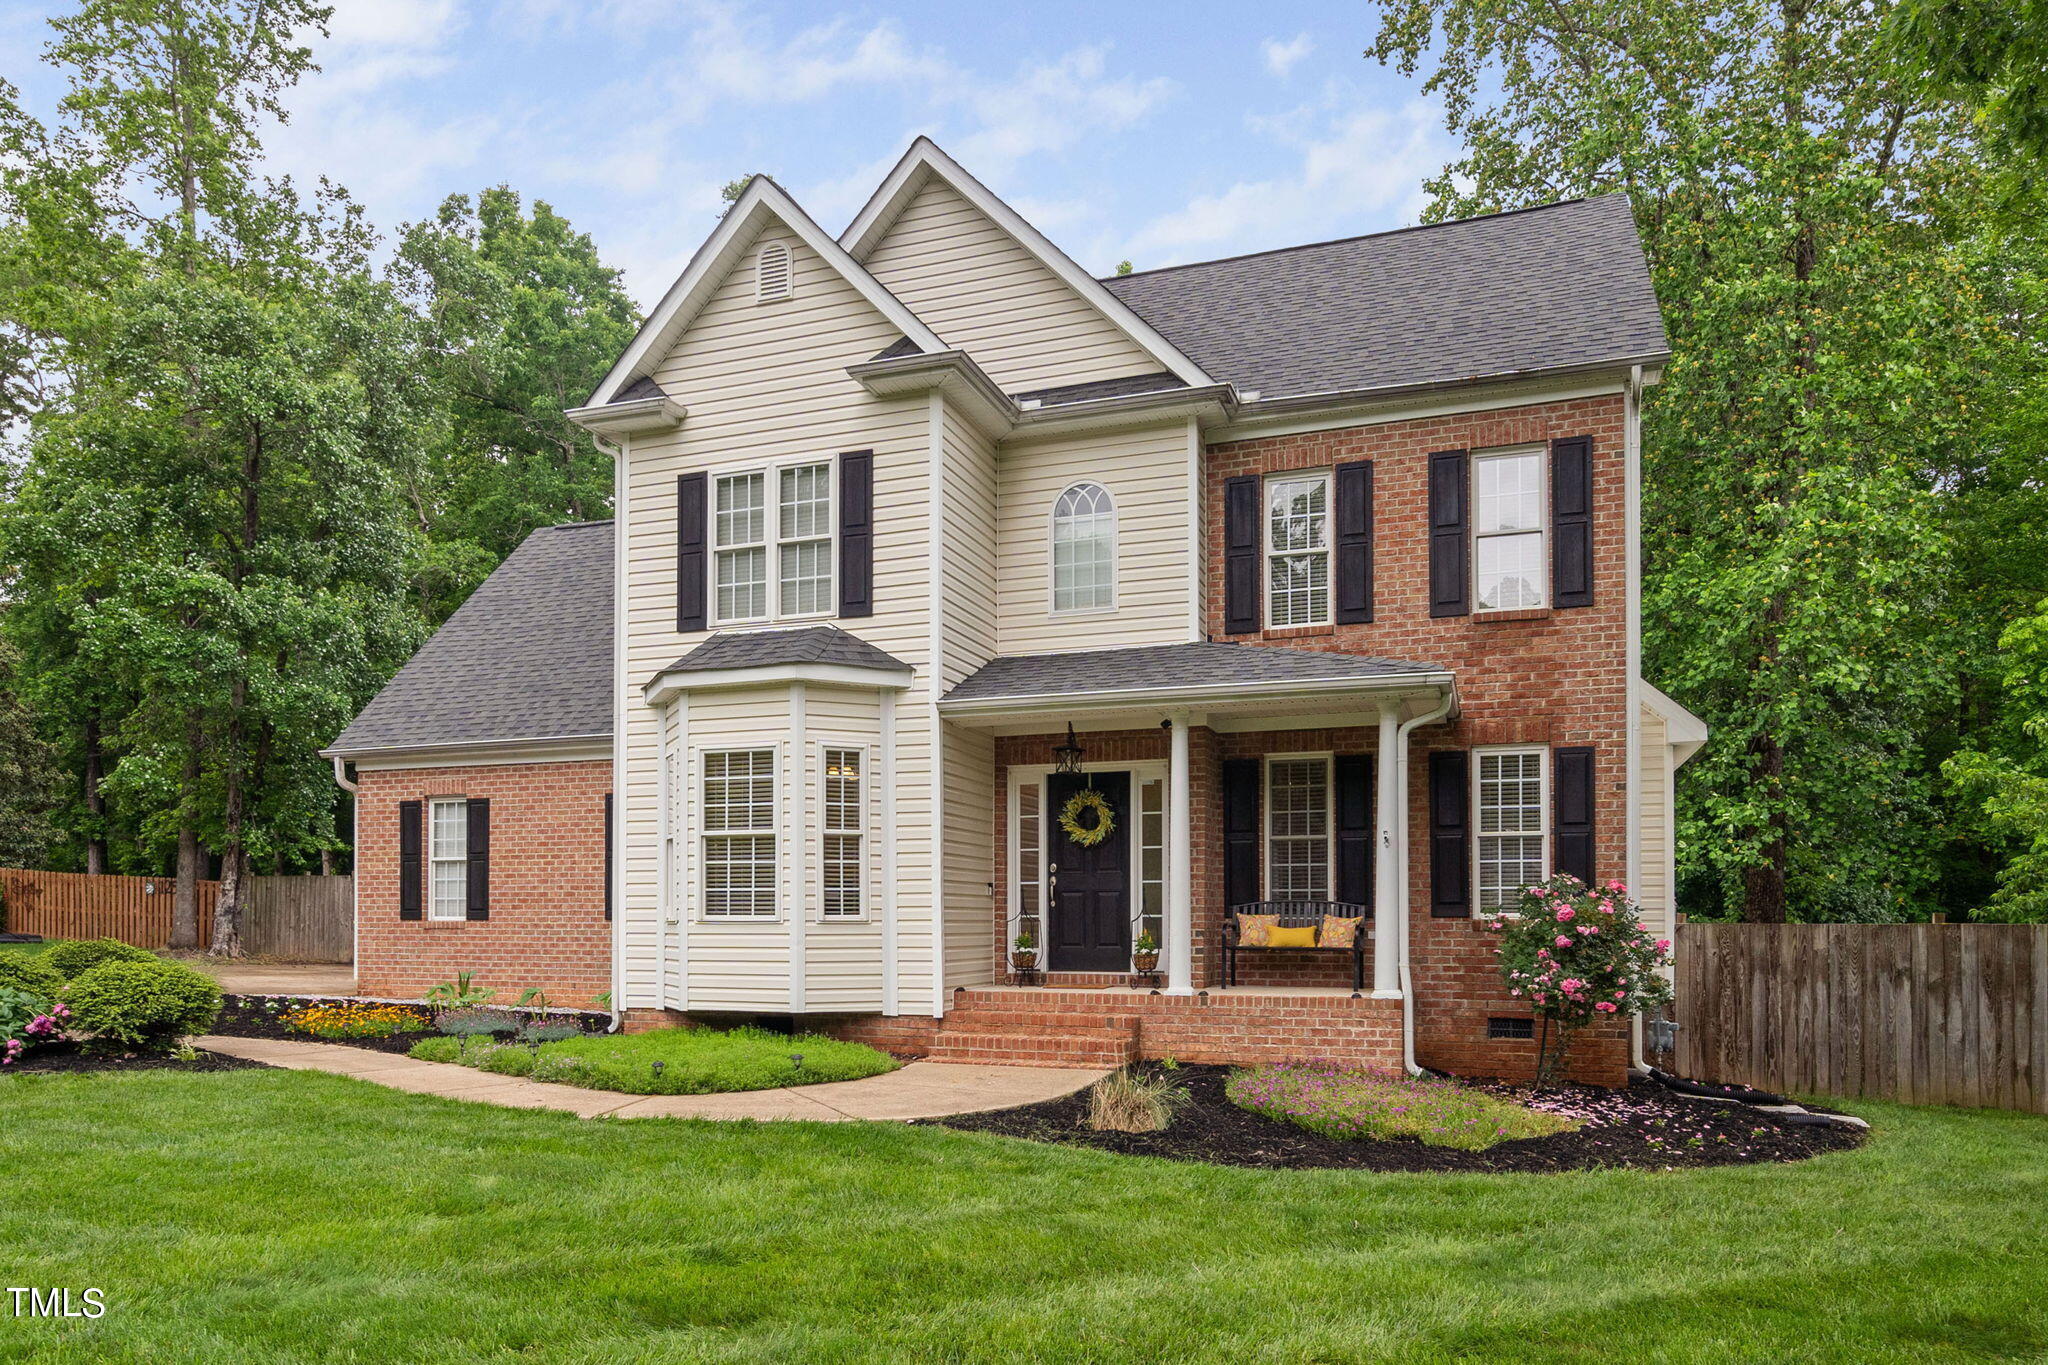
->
[1605, 879, 1626, 894]
[1595, 1001, 1618, 1013]
[1655, 938, 1671, 953]
[1509, 988, 1521, 996]
[1555, 907, 1576, 923]
[1613, 990, 1626, 1000]
[1555, 935, 1572, 948]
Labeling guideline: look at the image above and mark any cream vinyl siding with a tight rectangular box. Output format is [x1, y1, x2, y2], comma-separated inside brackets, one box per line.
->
[940, 403, 998, 688]
[862, 176, 1160, 394]
[941, 721, 997, 989]
[617, 215, 938, 1015]
[1637, 704, 1673, 940]
[997, 422, 1196, 654]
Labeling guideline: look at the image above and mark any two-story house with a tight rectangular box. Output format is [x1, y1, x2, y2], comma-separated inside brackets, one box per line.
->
[325, 138, 1706, 1084]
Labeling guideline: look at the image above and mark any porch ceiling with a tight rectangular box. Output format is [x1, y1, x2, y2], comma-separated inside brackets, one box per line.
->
[938, 641, 1456, 734]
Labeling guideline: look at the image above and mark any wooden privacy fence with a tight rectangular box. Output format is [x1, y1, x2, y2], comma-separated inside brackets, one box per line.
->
[1676, 922, 2047, 1114]
[0, 868, 352, 963]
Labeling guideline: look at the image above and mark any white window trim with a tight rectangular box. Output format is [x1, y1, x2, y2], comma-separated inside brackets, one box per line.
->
[426, 796, 469, 922]
[1046, 481, 1118, 617]
[816, 742, 871, 923]
[1471, 443, 1549, 614]
[1261, 752, 1335, 902]
[1472, 744, 1550, 917]
[698, 745, 779, 922]
[709, 457, 836, 627]
[1263, 470, 1334, 629]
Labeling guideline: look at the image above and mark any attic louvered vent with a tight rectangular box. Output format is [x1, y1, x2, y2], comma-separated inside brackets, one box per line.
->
[756, 241, 793, 303]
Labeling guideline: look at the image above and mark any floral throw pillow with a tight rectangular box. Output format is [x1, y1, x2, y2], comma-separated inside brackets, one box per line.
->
[1236, 913, 1279, 947]
[1319, 915, 1362, 949]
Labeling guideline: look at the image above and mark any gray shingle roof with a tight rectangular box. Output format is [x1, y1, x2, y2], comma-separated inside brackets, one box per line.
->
[656, 626, 911, 678]
[1014, 371, 1186, 407]
[611, 375, 669, 402]
[327, 522, 614, 755]
[1101, 195, 1667, 399]
[944, 642, 1445, 704]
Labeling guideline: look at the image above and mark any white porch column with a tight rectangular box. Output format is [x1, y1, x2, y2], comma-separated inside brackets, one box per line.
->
[1166, 709, 1195, 996]
[1372, 702, 1403, 997]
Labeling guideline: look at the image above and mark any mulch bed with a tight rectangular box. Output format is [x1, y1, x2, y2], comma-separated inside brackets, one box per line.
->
[927, 1063, 1867, 1173]
[4, 1039, 270, 1077]
[207, 995, 610, 1055]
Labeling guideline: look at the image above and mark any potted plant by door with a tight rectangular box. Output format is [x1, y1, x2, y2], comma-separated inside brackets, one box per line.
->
[1011, 929, 1038, 974]
[1132, 930, 1160, 974]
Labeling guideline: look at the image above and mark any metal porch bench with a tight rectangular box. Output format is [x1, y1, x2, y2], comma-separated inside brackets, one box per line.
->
[1222, 901, 1370, 996]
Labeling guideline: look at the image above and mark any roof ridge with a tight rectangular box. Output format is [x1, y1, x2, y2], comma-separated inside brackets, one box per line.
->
[1102, 195, 1615, 284]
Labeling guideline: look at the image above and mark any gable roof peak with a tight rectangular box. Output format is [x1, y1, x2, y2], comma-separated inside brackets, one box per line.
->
[840, 137, 1212, 388]
[584, 173, 945, 407]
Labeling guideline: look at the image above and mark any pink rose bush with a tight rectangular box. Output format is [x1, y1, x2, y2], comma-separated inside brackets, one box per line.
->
[1492, 873, 1673, 1085]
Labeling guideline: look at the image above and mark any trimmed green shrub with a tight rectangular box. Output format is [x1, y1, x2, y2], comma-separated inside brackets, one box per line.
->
[406, 1035, 463, 1063]
[0, 949, 63, 999]
[44, 937, 158, 981]
[63, 959, 222, 1052]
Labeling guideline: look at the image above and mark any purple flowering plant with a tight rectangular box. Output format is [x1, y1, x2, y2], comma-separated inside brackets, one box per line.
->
[1226, 1060, 1577, 1150]
[0, 986, 70, 1067]
[1492, 873, 1673, 1087]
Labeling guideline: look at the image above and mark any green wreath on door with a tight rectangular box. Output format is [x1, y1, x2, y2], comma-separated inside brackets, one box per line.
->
[1058, 787, 1116, 847]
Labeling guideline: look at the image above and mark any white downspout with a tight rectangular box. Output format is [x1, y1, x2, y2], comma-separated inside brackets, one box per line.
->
[1624, 363, 1651, 1077]
[332, 756, 360, 986]
[1395, 689, 1457, 1076]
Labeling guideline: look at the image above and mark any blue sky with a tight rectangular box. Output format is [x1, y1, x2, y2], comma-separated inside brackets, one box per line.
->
[0, 0, 1459, 308]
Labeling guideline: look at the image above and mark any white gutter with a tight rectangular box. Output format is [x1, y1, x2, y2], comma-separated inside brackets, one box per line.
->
[1394, 690, 1458, 1076]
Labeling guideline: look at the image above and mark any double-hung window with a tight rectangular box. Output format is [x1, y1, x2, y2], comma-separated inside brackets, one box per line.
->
[427, 798, 468, 921]
[702, 749, 776, 918]
[1473, 446, 1546, 610]
[1265, 756, 1331, 900]
[1266, 473, 1331, 627]
[1475, 747, 1547, 912]
[821, 748, 863, 919]
[712, 461, 832, 624]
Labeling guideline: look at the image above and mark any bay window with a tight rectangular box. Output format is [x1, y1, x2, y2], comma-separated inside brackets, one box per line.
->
[703, 748, 776, 918]
[822, 748, 863, 919]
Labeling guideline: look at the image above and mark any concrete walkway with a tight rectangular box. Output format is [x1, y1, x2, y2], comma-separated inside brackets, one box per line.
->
[195, 1035, 1105, 1121]
[183, 961, 358, 997]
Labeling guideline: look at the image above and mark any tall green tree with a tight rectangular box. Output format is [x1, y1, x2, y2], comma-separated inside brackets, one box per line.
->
[0, 636, 63, 870]
[392, 187, 637, 621]
[1368, 0, 2030, 921]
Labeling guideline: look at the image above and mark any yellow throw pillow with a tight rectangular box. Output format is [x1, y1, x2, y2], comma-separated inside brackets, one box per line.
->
[1319, 915, 1361, 949]
[1268, 924, 1317, 949]
[1236, 913, 1278, 947]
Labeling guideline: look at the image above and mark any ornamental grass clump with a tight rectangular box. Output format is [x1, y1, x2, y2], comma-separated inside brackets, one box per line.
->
[1227, 1062, 1577, 1151]
[1492, 874, 1674, 1087]
[1086, 1067, 1189, 1133]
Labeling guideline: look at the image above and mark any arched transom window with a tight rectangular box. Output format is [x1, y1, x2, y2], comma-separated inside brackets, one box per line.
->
[1051, 482, 1115, 613]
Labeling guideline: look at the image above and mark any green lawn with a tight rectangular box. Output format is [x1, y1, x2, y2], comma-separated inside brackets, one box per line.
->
[409, 1024, 899, 1094]
[1, 1070, 2043, 1363]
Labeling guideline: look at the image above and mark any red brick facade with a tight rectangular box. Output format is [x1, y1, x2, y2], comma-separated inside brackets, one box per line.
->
[354, 760, 612, 1009]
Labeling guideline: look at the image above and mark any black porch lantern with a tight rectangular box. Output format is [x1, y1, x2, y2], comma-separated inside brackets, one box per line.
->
[1053, 723, 1086, 775]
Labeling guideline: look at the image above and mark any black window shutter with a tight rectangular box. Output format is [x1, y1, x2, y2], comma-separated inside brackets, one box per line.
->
[676, 472, 707, 633]
[1429, 751, 1470, 917]
[1554, 746, 1596, 886]
[1334, 754, 1374, 911]
[398, 800, 423, 921]
[1428, 449, 1470, 618]
[1223, 475, 1261, 635]
[1552, 435, 1594, 608]
[838, 450, 874, 618]
[603, 793, 614, 921]
[1222, 758, 1261, 907]
[465, 798, 491, 921]
[1334, 460, 1374, 625]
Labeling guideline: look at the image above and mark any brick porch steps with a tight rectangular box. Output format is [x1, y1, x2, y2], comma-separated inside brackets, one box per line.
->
[929, 994, 1142, 1067]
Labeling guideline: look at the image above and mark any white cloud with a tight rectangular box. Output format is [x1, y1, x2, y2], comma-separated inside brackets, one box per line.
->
[955, 47, 1175, 174]
[1261, 33, 1314, 79]
[324, 0, 467, 53]
[1122, 95, 1450, 267]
